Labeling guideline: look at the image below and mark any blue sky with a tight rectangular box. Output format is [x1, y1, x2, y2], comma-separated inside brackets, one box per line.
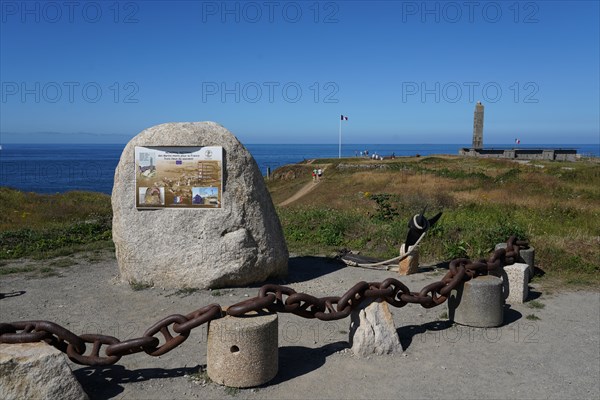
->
[1, 0, 599, 144]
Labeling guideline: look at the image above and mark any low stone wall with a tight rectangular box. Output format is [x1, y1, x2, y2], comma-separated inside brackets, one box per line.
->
[336, 163, 390, 170]
[459, 148, 577, 162]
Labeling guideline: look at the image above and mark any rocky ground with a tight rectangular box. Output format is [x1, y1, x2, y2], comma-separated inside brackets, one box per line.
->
[1, 254, 599, 400]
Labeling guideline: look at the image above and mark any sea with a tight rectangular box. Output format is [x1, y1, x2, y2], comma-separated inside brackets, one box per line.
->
[0, 143, 598, 195]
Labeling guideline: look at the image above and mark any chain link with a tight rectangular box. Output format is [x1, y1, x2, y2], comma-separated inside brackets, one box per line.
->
[0, 237, 527, 366]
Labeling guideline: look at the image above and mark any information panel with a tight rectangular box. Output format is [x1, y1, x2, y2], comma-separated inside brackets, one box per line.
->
[135, 146, 223, 209]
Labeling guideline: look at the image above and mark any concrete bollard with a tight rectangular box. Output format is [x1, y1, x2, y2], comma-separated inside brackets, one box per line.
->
[447, 275, 504, 328]
[519, 246, 535, 277]
[207, 312, 278, 388]
[495, 242, 535, 280]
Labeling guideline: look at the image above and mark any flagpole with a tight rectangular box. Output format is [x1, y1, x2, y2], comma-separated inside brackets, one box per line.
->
[338, 116, 342, 159]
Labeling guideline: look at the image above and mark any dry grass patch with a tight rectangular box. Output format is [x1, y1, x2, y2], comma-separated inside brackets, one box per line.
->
[270, 156, 599, 288]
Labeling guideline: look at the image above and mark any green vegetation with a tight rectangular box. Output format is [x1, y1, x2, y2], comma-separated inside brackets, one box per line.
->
[176, 287, 201, 297]
[0, 188, 112, 260]
[269, 156, 600, 288]
[526, 314, 541, 321]
[1, 155, 599, 289]
[49, 258, 78, 268]
[129, 280, 153, 291]
[224, 386, 240, 397]
[0, 265, 37, 276]
[187, 366, 212, 384]
[278, 201, 532, 262]
[0, 260, 69, 278]
[527, 300, 545, 309]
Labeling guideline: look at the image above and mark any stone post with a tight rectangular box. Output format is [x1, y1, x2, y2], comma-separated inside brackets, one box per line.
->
[502, 263, 529, 304]
[495, 242, 535, 280]
[349, 298, 401, 357]
[398, 244, 419, 276]
[207, 312, 278, 388]
[447, 275, 504, 328]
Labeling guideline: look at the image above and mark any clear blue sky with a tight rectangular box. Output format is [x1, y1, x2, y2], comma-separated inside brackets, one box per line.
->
[1, 0, 599, 144]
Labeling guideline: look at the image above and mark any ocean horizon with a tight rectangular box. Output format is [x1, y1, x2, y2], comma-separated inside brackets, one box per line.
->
[1, 143, 598, 195]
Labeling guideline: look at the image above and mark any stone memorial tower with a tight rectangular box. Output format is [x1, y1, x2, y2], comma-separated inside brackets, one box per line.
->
[472, 101, 484, 149]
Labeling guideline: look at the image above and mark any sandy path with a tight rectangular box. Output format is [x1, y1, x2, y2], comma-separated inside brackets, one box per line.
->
[278, 165, 329, 206]
[278, 180, 321, 206]
[1, 254, 599, 400]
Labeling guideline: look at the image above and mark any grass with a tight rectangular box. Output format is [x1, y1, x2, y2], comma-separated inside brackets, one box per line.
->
[187, 366, 212, 384]
[0, 188, 112, 260]
[1, 155, 599, 289]
[527, 300, 546, 309]
[224, 386, 240, 397]
[0, 261, 66, 278]
[49, 258, 78, 268]
[39, 266, 59, 277]
[269, 156, 600, 288]
[130, 280, 153, 291]
[526, 314, 541, 321]
[82, 251, 107, 264]
[167, 287, 201, 297]
[0, 265, 38, 276]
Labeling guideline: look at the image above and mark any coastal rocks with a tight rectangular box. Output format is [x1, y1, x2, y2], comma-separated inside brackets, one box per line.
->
[349, 298, 401, 357]
[112, 122, 288, 289]
[0, 343, 89, 400]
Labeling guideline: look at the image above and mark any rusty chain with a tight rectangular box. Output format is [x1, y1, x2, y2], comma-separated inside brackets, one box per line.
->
[0, 237, 527, 366]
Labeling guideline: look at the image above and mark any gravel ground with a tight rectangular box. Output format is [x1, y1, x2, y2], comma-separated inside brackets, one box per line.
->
[1, 253, 599, 400]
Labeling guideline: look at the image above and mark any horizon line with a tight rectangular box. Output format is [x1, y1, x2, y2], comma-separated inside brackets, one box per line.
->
[1, 142, 597, 146]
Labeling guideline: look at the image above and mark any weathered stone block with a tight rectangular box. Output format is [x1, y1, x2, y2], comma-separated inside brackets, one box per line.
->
[398, 248, 419, 276]
[112, 122, 288, 289]
[0, 343, 88, 400]
[349, 298, 401, 357]
[502, 263, 529, 304]
[495, 243, 535, 280]
[398, 251, 419, 275]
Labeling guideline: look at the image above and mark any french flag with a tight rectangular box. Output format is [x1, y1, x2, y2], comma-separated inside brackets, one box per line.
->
[341, 114, 348, 121]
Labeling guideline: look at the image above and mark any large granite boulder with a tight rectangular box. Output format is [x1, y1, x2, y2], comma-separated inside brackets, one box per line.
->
[112, 122, 288, 288]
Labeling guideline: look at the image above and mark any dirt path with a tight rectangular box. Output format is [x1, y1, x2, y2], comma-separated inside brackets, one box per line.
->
[1, 254, 599, 400]
[278, 180, 321, 206]
[278, 165, 329, 206]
